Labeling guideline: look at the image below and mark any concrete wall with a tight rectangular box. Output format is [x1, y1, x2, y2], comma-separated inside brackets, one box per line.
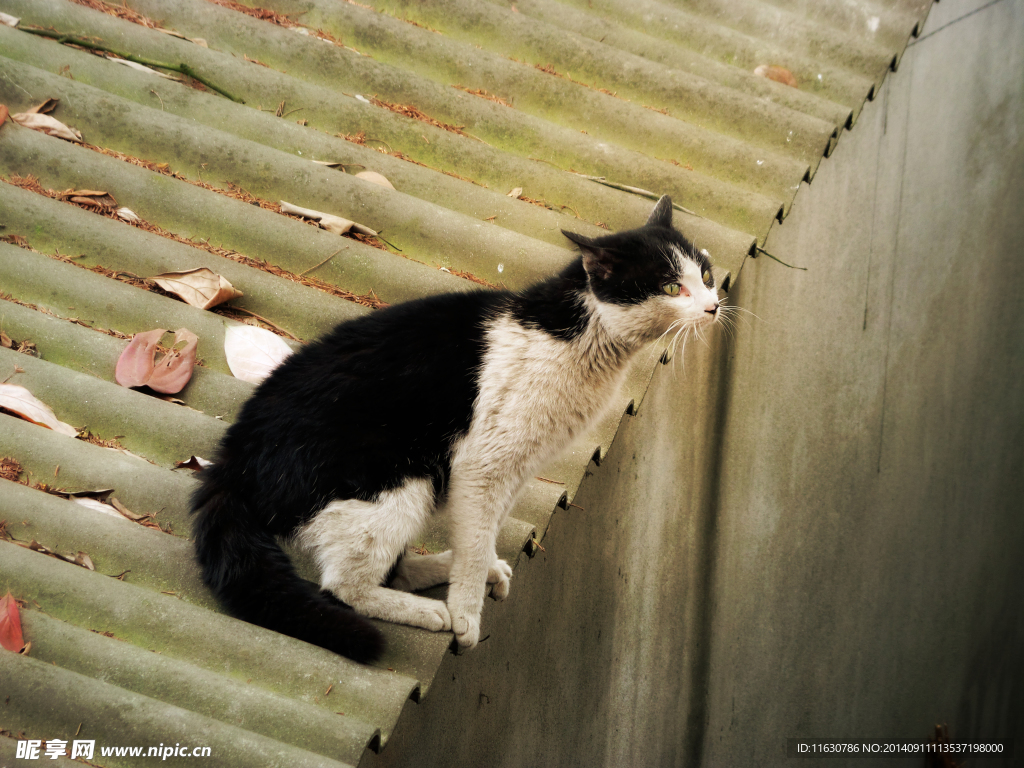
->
[364, 1, 1024, 765]
[704, 0, 1024, 763]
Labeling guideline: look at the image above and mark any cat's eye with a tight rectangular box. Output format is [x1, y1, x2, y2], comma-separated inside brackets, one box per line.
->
[663, 283, 681, 296]
[702, 269, 712, 284]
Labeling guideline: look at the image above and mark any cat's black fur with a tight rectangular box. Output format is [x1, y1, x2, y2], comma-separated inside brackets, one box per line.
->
[191, 196, 716, 663]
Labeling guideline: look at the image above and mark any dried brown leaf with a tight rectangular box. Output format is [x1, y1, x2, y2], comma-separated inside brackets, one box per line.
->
[0, 456, 22, 482]
[26, 538, 100, 569]
[26, 98, 59, 115]
[368, 96, 469, 137]
[155, 27, 187, 40]
[754, 65, 798, 88]
[354, 170, 394, 190]
[66, 189, 117, 209]
[174, 455, 212, 471]
[0, 384, 78, 436]
[114, 327, 197, 395]
[279, 201, 377, 237]
[108, 496, 141, 520]
[151, 267, 243, 310]
[66, 488, 115, 502]
[67, 0, 158, 27]
[452, 85, 512, 108]
[155, 395, 186, 405]
[73, 552, 95, 570]
[10, 111, 82, 142]
[105, 496, 161, 530]
[70, 496, 127, 522]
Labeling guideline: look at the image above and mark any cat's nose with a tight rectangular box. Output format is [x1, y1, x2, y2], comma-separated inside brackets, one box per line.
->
[705, 302, 720, 315]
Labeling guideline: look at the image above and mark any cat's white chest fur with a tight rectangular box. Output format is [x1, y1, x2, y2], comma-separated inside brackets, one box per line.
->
[452, 314, 628, 490]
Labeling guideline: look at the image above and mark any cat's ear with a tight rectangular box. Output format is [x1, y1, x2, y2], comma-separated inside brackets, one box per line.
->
[646, 195, 673, 228]
[562, 229, 615, 281]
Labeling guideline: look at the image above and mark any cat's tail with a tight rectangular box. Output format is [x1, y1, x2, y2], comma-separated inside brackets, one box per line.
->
[190, 485, 385, 664]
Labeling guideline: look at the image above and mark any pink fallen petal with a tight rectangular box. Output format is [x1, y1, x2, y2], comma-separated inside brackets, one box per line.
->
[115, 328, 167, 388]
[0, 591, 24, 653]
[147, 329, 198, 394]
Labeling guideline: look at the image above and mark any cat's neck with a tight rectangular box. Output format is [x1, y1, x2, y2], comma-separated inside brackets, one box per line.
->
[510, 263, 641, 370]
[580, 292, 655, 358]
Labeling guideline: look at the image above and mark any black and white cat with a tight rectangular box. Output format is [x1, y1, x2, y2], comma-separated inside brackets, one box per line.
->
[191, 196, 720, 663]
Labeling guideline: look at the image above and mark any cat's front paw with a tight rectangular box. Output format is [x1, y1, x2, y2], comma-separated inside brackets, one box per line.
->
[487, 559, 513, 601]
[418, 600, 452, 632]
[451, 611, 480, 650]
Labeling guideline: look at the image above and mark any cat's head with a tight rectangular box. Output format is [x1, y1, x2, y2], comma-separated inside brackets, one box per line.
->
[562, 196, 720, 345]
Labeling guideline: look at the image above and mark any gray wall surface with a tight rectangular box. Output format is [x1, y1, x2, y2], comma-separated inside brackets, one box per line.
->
[705, 0, 1024, 764]
[363, 1, 1024, 765]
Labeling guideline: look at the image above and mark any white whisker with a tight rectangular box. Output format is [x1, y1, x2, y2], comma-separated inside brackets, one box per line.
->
[648, 317, 688, 364]
[668, 322, 693, 376]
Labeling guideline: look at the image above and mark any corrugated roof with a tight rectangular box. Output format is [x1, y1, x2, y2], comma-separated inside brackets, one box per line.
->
[0, 0, 932, 763]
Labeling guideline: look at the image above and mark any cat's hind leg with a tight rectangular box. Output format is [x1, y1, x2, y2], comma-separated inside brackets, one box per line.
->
[391, 550, 512, 598]
[297, 477, 451, 633]
[390, 550, 452, 592]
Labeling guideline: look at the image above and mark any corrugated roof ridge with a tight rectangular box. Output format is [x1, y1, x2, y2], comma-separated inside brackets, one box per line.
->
[750, 0, 932, 52]
[1, 649, 360, 767]
[0, 175, 380, 333]
[479, 0, 860, 125]
[510, 0, 878, 111]
[13, 0, 782, 233]
[653, 0, 896, 77]
[3, 477, 210, 598]
[0, 529, 418, 736]
[0, 28, 741, 252]
[251, 0, 840, 168]
[0, 62, 570, 291]
[0, 532, 419, 700]
[21, 609, 382, 763]
[751, 0, 933, 258]
[0, 347, 228, 467]
[0, 15, 759, 267]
